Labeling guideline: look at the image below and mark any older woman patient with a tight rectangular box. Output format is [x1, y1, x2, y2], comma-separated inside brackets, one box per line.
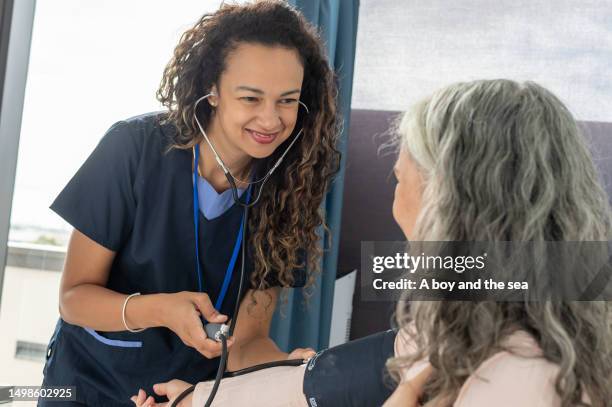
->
[385, 79, 611, 407]
[134, 79, 612, 407]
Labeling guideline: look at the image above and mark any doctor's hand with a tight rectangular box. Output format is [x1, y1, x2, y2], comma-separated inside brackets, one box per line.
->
[130, 379, 193, 407]
[159, 291, 235, 358]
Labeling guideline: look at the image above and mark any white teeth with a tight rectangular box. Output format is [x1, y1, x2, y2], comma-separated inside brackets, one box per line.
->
[251, 130, 274, 138]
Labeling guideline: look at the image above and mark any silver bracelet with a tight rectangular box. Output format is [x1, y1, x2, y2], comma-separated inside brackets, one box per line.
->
[122, 292, 146, 333]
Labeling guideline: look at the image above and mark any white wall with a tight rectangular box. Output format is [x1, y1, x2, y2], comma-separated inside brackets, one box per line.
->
[353, 0, 612, 122]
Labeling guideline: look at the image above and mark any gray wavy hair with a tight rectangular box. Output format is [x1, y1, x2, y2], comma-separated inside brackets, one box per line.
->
[387, 79, 612, 407]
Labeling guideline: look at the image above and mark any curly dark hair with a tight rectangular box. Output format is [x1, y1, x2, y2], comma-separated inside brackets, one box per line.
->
[157, 1, 340, 291]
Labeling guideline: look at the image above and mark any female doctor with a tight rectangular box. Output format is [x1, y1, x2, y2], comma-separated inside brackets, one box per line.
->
[40, 1, 339, 406]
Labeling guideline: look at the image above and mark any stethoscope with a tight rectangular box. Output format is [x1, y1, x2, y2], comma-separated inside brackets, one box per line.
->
[171, 93, 310, 407]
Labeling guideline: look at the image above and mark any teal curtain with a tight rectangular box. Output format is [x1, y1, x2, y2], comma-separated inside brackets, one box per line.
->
[270, 0, 360, 351]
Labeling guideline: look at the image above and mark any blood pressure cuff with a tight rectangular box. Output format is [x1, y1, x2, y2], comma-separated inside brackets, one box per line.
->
[303, 330, 397, 407]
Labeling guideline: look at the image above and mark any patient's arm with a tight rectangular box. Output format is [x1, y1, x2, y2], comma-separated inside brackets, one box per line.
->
[130, 367, 307, 407]
[133, 330, 400, 407]
[192, 364, 308, 407]
[193, 330, 400, 407]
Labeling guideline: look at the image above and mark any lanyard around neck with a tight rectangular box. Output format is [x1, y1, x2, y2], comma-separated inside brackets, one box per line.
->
[193, 145, 251, 310]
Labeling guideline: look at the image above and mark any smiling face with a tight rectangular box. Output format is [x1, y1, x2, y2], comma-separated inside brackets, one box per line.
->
[206, 43, 305, 161]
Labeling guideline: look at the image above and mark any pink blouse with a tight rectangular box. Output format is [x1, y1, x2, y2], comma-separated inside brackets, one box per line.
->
[396, 330, 566, 406]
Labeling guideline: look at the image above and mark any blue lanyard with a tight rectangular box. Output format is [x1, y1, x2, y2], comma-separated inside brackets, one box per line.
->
[193, 146, 251, 310]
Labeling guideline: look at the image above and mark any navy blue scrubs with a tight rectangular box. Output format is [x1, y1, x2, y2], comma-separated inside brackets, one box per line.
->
[40, 113, 305, 406]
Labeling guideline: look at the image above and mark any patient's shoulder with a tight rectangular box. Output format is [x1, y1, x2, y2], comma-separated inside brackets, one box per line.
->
[455, 331, 561, 407]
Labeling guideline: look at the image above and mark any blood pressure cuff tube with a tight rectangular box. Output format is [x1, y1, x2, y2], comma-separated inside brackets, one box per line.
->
[303, 329, 397, 407]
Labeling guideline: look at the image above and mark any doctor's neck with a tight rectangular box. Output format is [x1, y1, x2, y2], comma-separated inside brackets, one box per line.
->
[197, 127, 252, 194]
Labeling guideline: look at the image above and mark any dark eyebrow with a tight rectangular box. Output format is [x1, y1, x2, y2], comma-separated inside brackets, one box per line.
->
[235, 86, 301, 97]
[280, 89, 301, 97]
[236, 86, 264, 94]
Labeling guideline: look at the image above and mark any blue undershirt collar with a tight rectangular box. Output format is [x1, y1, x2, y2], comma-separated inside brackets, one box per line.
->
[197, 175, 246, 220]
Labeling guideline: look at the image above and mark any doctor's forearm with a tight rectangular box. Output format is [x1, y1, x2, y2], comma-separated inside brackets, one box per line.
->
[227, 336, 288, 371]
[60, 284, 164, 331]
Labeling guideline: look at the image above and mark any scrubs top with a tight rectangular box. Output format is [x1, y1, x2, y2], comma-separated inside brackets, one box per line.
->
[41, 112, 306, 406]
